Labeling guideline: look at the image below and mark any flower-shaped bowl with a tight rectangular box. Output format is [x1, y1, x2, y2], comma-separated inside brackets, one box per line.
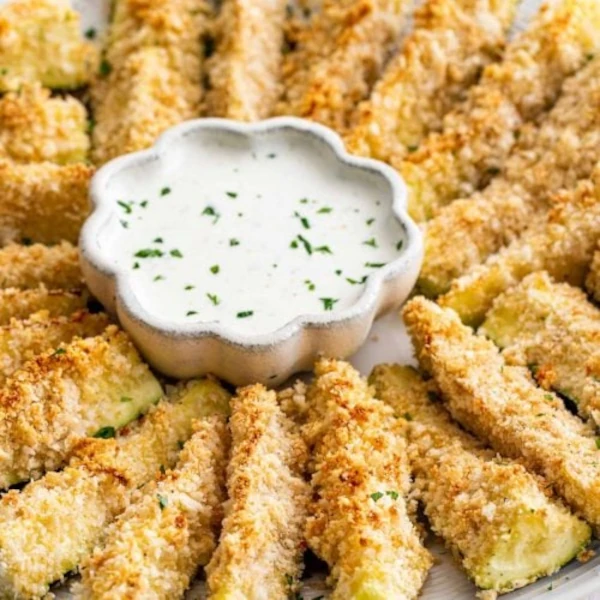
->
[80, 117, 423, 386]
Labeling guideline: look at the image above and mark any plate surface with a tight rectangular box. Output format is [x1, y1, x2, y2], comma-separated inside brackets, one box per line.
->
[4, 0, 599, 597]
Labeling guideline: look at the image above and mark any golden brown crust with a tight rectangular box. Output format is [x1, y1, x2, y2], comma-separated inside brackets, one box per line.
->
[585, 241, 600, 303]
[206, 384, 309, 598]
[304, 359, 432, 598]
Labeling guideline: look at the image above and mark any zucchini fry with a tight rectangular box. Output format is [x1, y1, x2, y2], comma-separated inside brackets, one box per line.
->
[419, 53, 600, 297]
[481, 272, 600, 426]
[0, 287, 88, 325]
[0, 310, 110, 385]
[0, 242, 82, 290]
[304, 359, 432, 599]
[78, 416, 229, 600]
[205, 0, 288, 121]
[345, 0, 516, 161]
[399, 0, 600, 221]
[92, 0, 210, 165]
[0, 84, 89, 164]
[0, 160, 93, 246]
[0, 379, 230, 600]
[585, 242, 600, 303]
[276, 0, 409, 135]
[0, 0, 97, 91]
[439, 170, 600, 326]
[206, 385, 309, 599]
[404, 297, 600, 531]
[370, 364, 591, 593]
[0, 325, 163, 488]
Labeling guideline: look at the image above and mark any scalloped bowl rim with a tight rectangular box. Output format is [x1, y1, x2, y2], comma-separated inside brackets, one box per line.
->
[80, 116, 423, 350]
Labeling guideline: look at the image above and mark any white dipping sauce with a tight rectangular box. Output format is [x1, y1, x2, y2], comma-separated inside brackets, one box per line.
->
[104, 129, 406, 334]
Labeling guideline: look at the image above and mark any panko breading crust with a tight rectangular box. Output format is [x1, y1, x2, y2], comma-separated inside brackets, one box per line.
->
[419, 55, 600, 297]
[398, 0, 600, 221]
[439, 166, 600, 326]
[0, 160, 93, 246]
[345, 0, 516, 161]
[77, 417, 229, 600]
[0, 84, 89, 164]
[585, 242, 600, 303]
[206, 384, 309, 598]
[405, 297, 600, 532]
[276, 0, 409, 135]
[0, 242, 82, 290]
[304, 359, 432, 599]
[205, 0, 288, 121]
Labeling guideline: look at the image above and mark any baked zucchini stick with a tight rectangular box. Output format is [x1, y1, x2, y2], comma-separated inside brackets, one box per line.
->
[419, 53, 600, 297]
[0, 160, 93, 246]
[0, 310, 110, 385]
[206, 384, 309, 599]
[439, 169, 600, 326]
[0, 84, 89, 164]
[0, 379, 230, 600]
[304, 359, 432, 599]
[345, 0, 516, 161]
[77, 416, 229, 600]
[404, 297, 600, 531]
[370, 364, 591, 593]
[0, 0, 97, 92]
[0, 242, 82, 290]
[0, 287, 89, 326]
[205, 0, 288, 121]
[92, 0, 211, 165]
[399, 0, 600, 221]
[276, 0, 409, 135]
[0, 325, 163, 488]
[586, 242, 600, 303]
[481, 271, 600, 427]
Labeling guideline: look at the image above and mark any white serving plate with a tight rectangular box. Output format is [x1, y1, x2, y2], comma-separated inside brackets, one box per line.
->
[4, 0, 598, 597]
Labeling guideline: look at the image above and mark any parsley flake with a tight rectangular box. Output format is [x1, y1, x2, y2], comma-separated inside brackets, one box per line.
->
[120, 220, 128, 229]
[294, 211, 311, 230]
[403, 413, 413, 422]
[226, 191, 238, 198]
[229, 238, 240, 246]
[202, 206, 220, 223]
[346, 275, 368, 285]
[320, 298, 339, 311]
[186, 310, 198, 316]
[237, 310, 254, 319]
[157, 494, 168, 510]
[386, 490, 399, 500]
[596, 438, 600, 450]
[160, 187, 171, 196]
[153, 237, 163, 243]
[207, 293, 220, 306]
[170, 249, 183, 258]
[120, 396, 133, 403]
[396, 240, 404, 251]
[299, 198, 308, 204]
[133, 262, 140, 269]
[184, 285, 195, 291]
[297, 235, 313, 255]
[370, 491, 384, 502]
[85, 27, 96, 39]
[366, 218, 375, 226]
[140, 200, 148, 208]
[94, 426, 116, 439]
[317, 207, 332, 214]
[135, 248, 163, 258]
[117, 200, 132, 214]
[363, 237, 378, 248]
[304, 280, 316, 291]
[52, 348, 67, 356]
[210, 264, 220, 274]
[153, 275, 165, 282]
[314, 245, 332, 254]
[99, 59, 112, 77]
[365, 262, 385, 268]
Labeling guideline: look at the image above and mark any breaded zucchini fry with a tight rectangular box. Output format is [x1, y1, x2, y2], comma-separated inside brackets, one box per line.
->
[78, 416, 229, 600]
[481, 272, 600, 426]
[0, 242, 82, 290]
[399, 0, 600, 221]
[0, 379, 230, 600]
[419, 54, 600, 296]
[304, 359, 432, 599]
[586, 242, 600, 303]
[0, 325, 163, 488]
[0, 310, 109, 385]
[276, 0, 409, 134]
[0, 0, 97, 91]
[205, 0, 288, 121]
[0, 287, 88, 325]
[370, 364, 591, 593]
[92, 0, 210, 165]
[345, 0, 516, 161]
[0, 160, 93, 246]
[439, 170, 600, 326]
[206, 385, 309, 599]
[404, 297, 600, 530]
[0, 84, 89, 164]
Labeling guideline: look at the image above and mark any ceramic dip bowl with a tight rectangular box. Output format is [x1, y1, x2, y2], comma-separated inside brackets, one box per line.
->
[80, 117, 423, 386]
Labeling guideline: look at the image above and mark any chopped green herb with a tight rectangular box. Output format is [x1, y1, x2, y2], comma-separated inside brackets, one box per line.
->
[396, 240, 404, 251]
[366, 218, 375, 226]
[544, 394, 554, 401]
[365, 262, 385, 268]
[153, 275, 165, 282]
[160, 187, 171, 196]
[133, 262, 140, 270]
[170, 249, 183, 258]
[407, 145, 418, 153]
[285, 574, 294, 586]
[159, 464, 166, 475]
[346, 275, 368, 285]
[487, 167, 501, 177]
[320, 297, 339, 311]
[386, 490, 399, 500]
[304, 280, 316, 291]
[186, 310, 198, 316]
[140, 200, 148, 208]
[294, 211, 311, 230]
[120, 396, 133, 403]
[135, 248, 163, 258]
[317, 207, 332, 214]
[299, 198, 308, 204]
[94, 426, 116, 439]
[157, 494, 168, 510]
[86, 118, 96, 134]
[596, 438, 600, 450]
[314, 245, 332, 255]
[207, 293, 220, 306]
[52, 348, 67, 356]
[120, 220, 128, 229]
[117, 200, 132, 214]
[402, 413, 413, 422]
[99, 59, 112, 77]
[0, 68, 8, 76]
[153, 237, 163, 243]
[229, 238, 240, 246]
[237, 310, 254, 319]
[85, 27, 96, 39]
[363, 237, 378, 248]
[290, 240, 299, 249]
[210, 264, 220, 274]
[184, 285, 195, 291]
[267, 153, 277, 159]
[297, 235, 313, 255]
[335, 269, 342, 276]
[226, 191, 238, 198]
[370, 491, 384, 502]
[202, 206, 220, 223]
